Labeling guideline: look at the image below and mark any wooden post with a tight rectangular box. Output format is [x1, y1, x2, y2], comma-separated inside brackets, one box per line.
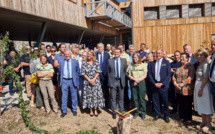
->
[117, 114, 133, 134]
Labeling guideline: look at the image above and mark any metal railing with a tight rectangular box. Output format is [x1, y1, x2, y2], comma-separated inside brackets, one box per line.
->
[85, 1, 132, 28]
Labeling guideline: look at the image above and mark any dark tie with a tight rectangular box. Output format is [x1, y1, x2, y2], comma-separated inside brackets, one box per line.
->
[116, 59, 119, 78]
[67, 60, 70, 78]
[100, 53, 103, 67]
[210, 57, 215, 78]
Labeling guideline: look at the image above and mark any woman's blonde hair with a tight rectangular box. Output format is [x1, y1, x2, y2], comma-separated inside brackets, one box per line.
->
[132, 52, 142, 65]
[88, 50, 96, 62]
[194, 48, 209, 58]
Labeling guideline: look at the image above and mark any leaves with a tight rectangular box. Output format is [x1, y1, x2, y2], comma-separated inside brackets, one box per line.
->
[1, 32, 48, 134]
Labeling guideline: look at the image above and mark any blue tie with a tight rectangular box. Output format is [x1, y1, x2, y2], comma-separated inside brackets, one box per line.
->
[100, 53, 103, 67]
[67, 60, 70, 78]
[116, 59, 119, 78]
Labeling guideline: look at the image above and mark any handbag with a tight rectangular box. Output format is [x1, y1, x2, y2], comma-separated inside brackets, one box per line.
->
[30, 74, 39, 84]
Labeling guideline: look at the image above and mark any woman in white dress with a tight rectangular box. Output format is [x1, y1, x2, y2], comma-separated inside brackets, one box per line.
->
[194, 48, 214, 131]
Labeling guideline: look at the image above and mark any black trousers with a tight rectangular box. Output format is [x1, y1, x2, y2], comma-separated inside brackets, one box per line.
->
[177, 93, 193, 121]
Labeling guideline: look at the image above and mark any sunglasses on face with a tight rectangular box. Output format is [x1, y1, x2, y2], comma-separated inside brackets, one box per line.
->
[51, 50, 56, 52]
[25, 48, 31, 50]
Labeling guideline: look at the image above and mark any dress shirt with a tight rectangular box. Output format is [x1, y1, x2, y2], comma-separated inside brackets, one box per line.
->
[115, 58, 121, 78]
[155, 58, 163, 82]
[188, 54, 192, 63]
[98, 51, 104, 64]
[210, 54, 215, 82]
[128, 53, 133, 69]
[63, 58, 72, 79]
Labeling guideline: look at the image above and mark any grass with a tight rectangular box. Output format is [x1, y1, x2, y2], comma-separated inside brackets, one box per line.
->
[53, 128, 64, 134]
[39, 122, 46, 126]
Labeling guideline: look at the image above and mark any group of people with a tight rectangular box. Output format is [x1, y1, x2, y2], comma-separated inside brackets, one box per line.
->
[1, 39, 215, 132]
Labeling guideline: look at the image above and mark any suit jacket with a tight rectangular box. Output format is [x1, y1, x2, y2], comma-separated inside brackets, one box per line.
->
[96, 51, 110, 80]
[190, 54, 199, 70]
[148, 58, 171, 89]
[107, 58, 127, 88]
[59, 58, 80, 87]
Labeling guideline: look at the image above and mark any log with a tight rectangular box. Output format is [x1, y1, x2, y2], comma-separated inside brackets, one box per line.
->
[117, 114, 133, 134]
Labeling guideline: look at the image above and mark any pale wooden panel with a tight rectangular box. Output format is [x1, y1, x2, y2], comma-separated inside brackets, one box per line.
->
[133, 23, 215, 54]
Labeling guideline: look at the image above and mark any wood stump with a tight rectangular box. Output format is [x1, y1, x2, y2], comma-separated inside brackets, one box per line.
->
[117, 114, 133, 134]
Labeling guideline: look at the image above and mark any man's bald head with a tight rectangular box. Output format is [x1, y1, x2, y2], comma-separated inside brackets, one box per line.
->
[183, 44, 192, 54]
[156, 49, 163, 60]
[64, 50, 72, 60]
[211, 38, 215, 53]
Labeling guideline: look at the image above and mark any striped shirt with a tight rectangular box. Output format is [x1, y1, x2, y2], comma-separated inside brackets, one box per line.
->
[36, 63, 54, 80]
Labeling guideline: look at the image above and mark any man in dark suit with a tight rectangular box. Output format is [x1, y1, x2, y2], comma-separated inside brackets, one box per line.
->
[96, 43, 110, 108]
[58, 50, 80, 118]
[107, 48, 127, 119]
[183, 44, 199, 69]
[148, 49, 171, 123]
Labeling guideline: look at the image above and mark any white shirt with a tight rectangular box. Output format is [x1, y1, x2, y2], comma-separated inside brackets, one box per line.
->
[63, 58, 72, 79]
[98, 51, 104, 64]
[210, 54, 215, 82]
[78, 57, 83, 70]
[155, 58, 163, 82]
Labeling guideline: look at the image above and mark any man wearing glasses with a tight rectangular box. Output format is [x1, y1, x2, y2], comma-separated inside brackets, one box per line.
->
[16, 46, 32, 99]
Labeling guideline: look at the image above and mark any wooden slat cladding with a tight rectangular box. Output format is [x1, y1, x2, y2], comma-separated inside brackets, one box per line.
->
[133, 0, 215, 53]
[133, 23, 215, 53]
[0, 0, 119, 35]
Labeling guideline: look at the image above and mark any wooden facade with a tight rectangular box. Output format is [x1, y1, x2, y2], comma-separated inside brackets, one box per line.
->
[132, 0, 215, 53]
[0, 0, 120, 36]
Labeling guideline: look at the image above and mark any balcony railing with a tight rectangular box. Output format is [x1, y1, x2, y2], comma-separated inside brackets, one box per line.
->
[85, 1, 132, 28]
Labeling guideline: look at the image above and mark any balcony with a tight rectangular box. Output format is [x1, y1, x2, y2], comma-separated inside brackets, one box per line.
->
[85, 1, 132, 29]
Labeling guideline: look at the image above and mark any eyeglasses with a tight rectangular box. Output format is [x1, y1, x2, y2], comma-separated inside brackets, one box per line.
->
[25, 48, 31, 50]
[51, 50, 56, 52]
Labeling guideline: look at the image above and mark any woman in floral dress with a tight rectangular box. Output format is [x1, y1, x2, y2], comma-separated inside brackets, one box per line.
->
[81, 50, 105, 117]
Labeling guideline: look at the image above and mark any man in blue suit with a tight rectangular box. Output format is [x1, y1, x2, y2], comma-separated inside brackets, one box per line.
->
[148, 49, 171, 123]
[59, 50, 80, 118]
[96, 43, 110, 108]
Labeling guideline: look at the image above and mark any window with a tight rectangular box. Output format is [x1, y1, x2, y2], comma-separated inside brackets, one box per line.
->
[144, 7, 159, 20]
[212, 3, 215, 16]
[166, 6, 181, 19]
[189, 4, 203, 17]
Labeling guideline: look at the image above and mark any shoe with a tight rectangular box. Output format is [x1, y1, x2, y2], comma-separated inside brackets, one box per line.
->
[0, 93, 5, 97]
[186, 120, 192, 126]
[170, 110, 177, 114]
[90, 113, 94, 117]
[141, 115, 146, 120]
[154, 115, 161, 121]
[112, 113, 116, 119]
[60, 113, 67, 118]
[54, 111, 58, 114]
[73, 111, 77, 116]
[9, 92, 14, 96]
[133, 115, 138, 119]
[95, 114, 98, 117]
[164, 117, 170, 123]
[46, 111, 51, 115]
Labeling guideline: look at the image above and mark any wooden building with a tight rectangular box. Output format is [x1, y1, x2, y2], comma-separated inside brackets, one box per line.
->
[0, 0, 132, 47]
[132, 0, 215, 53]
